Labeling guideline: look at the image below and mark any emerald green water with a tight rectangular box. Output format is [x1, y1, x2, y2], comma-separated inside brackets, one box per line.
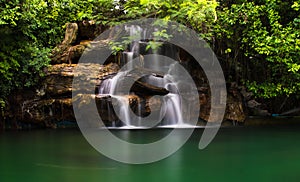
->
[1, 126, 300, 182]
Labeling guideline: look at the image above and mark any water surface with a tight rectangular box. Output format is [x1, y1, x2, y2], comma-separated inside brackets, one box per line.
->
[1, 125, 300, 182]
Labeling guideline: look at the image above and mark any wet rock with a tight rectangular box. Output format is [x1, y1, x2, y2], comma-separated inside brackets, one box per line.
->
[131, 81, 169, 96]
[18, 98, 75, 125]
[224, 83, 246, 123]
[45, 64, 75, 96]
[225, 94, 246, 122]
[73, 94, 147, 126]
[199, 91, 210, 121]
[45, 63, 120, 96]
[197, 83, 247, 123]
[247, 100, 261, 108]
[247, 99, 271, 116]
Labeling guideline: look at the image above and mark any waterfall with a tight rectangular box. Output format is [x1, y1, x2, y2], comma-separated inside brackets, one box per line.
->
[98, 67, 188, 127]
[97, 25, 191, 128]
[164, 94, 184, 125]
[111, 95, 131, 126]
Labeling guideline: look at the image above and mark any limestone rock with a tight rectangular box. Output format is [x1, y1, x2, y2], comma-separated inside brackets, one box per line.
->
[18, 98, 75, 125]
[50, 21, 108, 64]
[224, 85, 246, 122]
[225, 94, 246, 122]
[73, 94, 146, 126]
[50, 23, 79, 64]
[45, 63, 120, 97]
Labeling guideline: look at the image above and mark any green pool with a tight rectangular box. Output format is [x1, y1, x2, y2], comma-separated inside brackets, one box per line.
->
[1, 124, 300, 182]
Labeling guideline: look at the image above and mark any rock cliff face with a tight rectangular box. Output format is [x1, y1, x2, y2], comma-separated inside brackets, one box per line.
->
[5, 21, 248, 129]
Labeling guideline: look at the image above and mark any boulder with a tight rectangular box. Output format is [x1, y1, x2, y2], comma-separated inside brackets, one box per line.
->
[50, 23, 78, 64]
[50, 21, 108, 64]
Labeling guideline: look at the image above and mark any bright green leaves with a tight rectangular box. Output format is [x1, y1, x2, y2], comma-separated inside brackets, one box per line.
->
[247, 80, 300, 99]
[153, 29, 172, 40]
[0, 4, 22, 26]
[124, 0, 218, 36]
[288, 63, 300, 73]
[215, 0, 300, 98]
[179, 0, 218, 31]
[0, 0, 53, 98]
[145, 41, 163, 51]
[109, 41, 126, 55]
[292, 1, 300, 11]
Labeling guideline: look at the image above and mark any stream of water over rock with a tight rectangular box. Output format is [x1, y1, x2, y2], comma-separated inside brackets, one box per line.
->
[97, 25, 194, 128]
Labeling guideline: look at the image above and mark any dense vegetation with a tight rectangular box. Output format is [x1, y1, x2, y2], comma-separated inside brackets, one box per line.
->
[1, 0, 299, 109]
[0, 0, 117, 101]
[216, 0, 300, 99]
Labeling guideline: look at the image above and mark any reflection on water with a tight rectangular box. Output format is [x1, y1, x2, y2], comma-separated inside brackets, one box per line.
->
[1, 122, 300, 182]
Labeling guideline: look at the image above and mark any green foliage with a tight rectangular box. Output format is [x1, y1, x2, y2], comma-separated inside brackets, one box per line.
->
[214, 0, 300, 98]
[0, 0, 51, 99]
[123, 0, 218, 40]
[0, 0, 118, 100]
[0, 0, 299, 102]
[109, 0, 218, 55]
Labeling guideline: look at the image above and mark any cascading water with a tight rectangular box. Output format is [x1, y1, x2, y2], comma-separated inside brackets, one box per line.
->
[98, 71, 133, 127]
[141, 62, 187, 126]
[98, 25, 192, 127]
